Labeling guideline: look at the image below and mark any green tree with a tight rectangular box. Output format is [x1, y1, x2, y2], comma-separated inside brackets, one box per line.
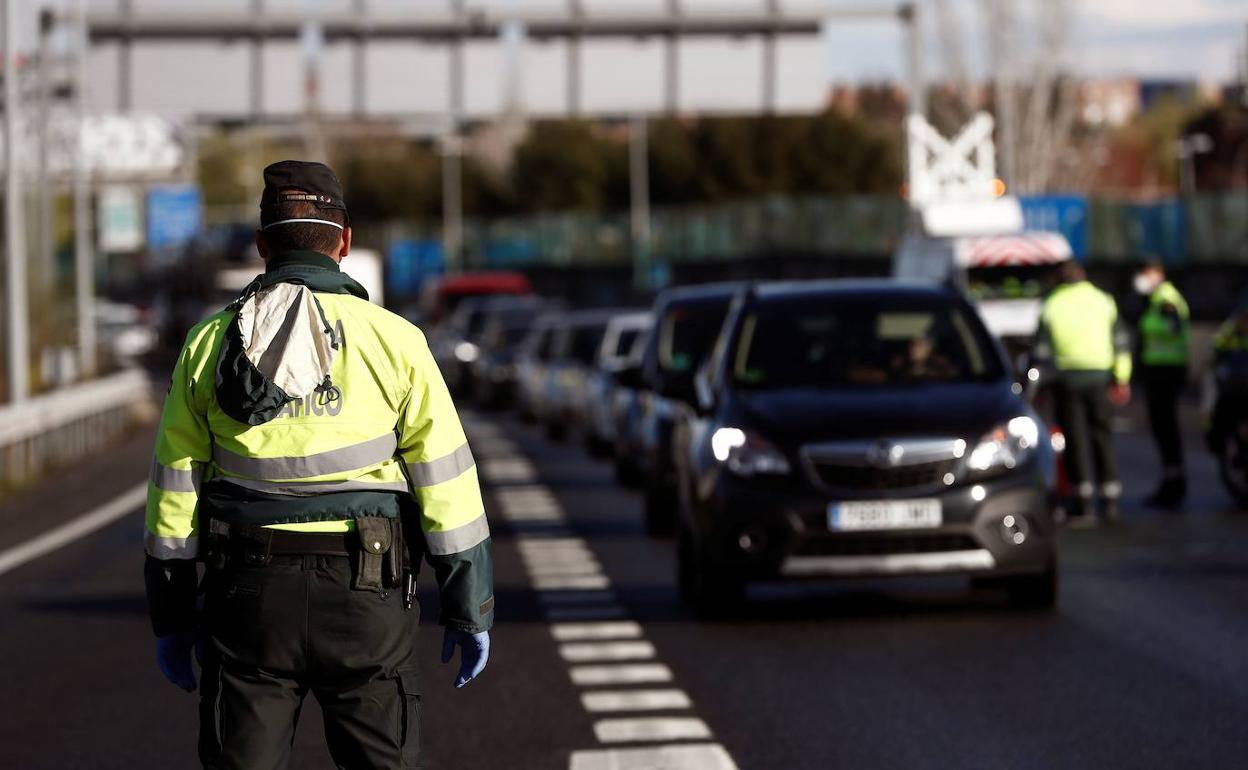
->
[510, 120, 612, 212]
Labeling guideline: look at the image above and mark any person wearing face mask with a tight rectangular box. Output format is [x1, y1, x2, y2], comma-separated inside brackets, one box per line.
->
[1134, 262, 1190, 509]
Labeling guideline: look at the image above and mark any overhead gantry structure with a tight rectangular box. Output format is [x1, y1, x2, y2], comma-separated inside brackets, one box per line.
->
[86, 1, 923, 121]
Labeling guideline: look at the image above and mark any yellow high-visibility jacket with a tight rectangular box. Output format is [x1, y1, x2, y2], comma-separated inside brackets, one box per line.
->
[1036, 279, 1132, 384]
[144, 250, 493, 635]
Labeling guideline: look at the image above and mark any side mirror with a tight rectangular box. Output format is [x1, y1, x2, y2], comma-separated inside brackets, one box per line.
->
[659, 375, 698, 405]
[694, 370, 716, 415]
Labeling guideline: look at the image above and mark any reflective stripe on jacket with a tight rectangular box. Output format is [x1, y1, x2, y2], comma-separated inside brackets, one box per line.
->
[1037, 280, 1132, 384]
[1139, 281, 1190, 367]
[145, 250, 493, 634]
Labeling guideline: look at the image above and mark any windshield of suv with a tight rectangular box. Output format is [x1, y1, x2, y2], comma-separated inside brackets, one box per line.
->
[613, 328, 642, 358]
[731, 296, 1004, 389]
[568, 322, 608, 366]
[658, 301, 730, 374]
[534, 326, 559, 362]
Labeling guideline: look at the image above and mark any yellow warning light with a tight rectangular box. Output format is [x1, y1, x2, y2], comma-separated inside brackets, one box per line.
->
[991, 178, 1007, 197]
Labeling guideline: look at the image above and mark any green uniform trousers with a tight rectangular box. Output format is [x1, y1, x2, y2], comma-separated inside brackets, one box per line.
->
[198, 554, 421, 770]
[1053, 371, 1119, 502]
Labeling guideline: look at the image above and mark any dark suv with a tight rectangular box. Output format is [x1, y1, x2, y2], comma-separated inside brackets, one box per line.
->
[635, 283, 738, 535]
[672, 281, 1059, 614]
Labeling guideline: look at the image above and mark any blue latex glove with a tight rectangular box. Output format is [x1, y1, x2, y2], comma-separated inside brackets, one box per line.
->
[156, 631, 199, 692]
[441, 628, 490, 689]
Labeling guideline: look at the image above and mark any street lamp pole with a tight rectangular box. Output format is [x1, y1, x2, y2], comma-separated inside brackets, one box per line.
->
[629, 114, 652, 290]
[4, 0, 30, 402]
[74, 0, 96, 377]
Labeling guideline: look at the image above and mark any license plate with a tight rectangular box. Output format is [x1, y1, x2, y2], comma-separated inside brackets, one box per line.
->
[828, 499, 942, 531]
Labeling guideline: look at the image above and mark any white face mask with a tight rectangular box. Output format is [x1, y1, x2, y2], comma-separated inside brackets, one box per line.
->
[1134, 274, 1158, 295]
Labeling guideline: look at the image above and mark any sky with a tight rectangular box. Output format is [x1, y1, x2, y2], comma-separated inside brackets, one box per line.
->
[29, 0, 1248, 119]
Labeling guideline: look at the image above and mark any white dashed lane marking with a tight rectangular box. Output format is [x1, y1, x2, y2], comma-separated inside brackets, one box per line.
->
[593, 717, 713, 743]
[581, 689, 693, 713]
[533, 574, 614, 590]
[569, 664, 675, 686]
[551, 622, 643, 641]
[559, 641, 657, 663]
[569, 744, 739, 770]
[465, 413, 739, 770]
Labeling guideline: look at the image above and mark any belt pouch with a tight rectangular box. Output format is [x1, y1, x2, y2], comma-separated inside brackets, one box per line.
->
[353, 517, 393, 591]
[237, 525, 273, 567]
[385, 517, 404, 588]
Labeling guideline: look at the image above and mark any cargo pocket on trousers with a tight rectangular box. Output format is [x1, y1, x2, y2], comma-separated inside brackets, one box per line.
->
[398, 668, 421, 768]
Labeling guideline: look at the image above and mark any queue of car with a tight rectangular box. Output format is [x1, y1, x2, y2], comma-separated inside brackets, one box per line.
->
[444, 277, 1064, 618]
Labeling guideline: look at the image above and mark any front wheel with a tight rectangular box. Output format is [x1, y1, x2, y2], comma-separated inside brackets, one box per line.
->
[643, 480, 676, 536]
[615, 455, 642, 487]
[1217, 423, 1248, 509]
[1005, 558, 1058, 610]
[677, 525, 745, 619]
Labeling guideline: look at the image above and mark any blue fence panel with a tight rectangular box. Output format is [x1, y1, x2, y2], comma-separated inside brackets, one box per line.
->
[1020, 195, 1088, 257]
[386, 239, 444, 295]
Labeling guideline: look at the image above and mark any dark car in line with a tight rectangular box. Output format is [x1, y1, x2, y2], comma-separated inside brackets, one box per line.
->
[586, 311, 653, 457]
[635, 283, 739, 535]
[541, 309, 615, 441]
[515, 311, 567, 424]
[470, 298, 551, 409]
[670, 281, 1059, 615]
[609, 324, 656, 487]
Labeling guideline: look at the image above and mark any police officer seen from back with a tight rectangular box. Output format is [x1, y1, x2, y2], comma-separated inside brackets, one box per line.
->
[1036, 261, 1132, 527]
[144, 161, 493, 769]
[1134, 262, 1190, 509]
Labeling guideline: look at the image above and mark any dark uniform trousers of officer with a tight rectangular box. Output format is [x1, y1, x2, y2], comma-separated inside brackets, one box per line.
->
[1140, 363, 1186, 477]
[1052, 370, 1120, 504]
[198, 533, 422, 770]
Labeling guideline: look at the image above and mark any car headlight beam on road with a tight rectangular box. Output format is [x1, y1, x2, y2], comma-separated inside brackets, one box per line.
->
[967, 415, 1039, 476]
[711, 427, 792, 477]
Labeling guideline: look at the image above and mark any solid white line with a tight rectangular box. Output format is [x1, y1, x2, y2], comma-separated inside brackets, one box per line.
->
[581, 689, 692, 713]
[0, 482, 148, 578]
[560, 641, 656, 663]
[546, 605, 628, 622]
[593, 718, 712, 744]
[551, 621, 642, 641]
[570, 664, 673, 686]
[569, 744, 740, 770]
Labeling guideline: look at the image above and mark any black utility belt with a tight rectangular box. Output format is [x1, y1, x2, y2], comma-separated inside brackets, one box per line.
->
[207, 517, 408, 595]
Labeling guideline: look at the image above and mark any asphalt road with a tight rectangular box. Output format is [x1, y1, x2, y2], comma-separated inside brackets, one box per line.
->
[2, 396, 1248, 769]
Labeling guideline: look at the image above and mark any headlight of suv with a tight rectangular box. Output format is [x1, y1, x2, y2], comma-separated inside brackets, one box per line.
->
[710, 427, 792, 477]
[967, 415, 1039, 476]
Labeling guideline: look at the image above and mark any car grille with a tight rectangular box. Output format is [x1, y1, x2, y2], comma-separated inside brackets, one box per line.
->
[810, 458, 958, 492]
[797, 533, 979, 557]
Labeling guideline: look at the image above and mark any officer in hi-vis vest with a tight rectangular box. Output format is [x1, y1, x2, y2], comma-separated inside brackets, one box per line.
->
[1035, 261, 1132, 526]
[1134, 262, 1190, 508]
[144, 161, 493, 769]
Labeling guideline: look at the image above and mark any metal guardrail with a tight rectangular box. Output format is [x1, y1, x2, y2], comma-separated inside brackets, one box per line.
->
[0, 369, 154, 493]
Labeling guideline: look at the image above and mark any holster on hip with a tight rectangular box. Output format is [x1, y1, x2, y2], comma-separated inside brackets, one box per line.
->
[352, 516, 394, 592]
